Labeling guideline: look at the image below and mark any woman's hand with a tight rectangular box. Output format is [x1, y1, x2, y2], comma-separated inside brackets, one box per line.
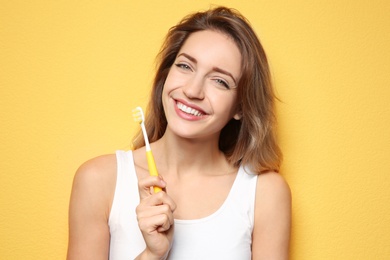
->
[136, 176, 176, 260]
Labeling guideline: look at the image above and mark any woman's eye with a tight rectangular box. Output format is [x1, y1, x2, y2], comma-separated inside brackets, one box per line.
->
[214, 78, 230, 89]
[175, 63, 192, 71]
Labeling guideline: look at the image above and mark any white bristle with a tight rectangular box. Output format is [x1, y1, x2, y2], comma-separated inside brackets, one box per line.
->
[132, 106, 145, 123]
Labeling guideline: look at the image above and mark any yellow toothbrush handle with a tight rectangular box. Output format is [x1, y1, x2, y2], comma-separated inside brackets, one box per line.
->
[146, 150, 162, 193]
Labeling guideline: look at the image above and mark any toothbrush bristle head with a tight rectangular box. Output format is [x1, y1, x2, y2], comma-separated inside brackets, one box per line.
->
[132, 106, 145, 124]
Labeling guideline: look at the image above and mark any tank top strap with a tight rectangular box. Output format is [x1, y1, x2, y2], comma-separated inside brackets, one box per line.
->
[226, 166, 258, 229]
[109, 150, 146, 259]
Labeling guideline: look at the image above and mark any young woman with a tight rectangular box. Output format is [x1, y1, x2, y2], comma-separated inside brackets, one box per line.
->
[67, 6, 291, 260]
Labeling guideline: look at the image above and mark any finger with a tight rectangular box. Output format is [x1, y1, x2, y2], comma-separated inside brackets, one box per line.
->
[156, 215, 173, 232]
[138, 213, 173, 234]
[137, 192, 176, 215]
[147, 191, 177, 212]
[137, 203, 175, 225]
[138, 176, 166, 198]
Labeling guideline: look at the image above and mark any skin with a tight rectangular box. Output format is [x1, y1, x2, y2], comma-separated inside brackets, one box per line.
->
[67, 30, 291, 260]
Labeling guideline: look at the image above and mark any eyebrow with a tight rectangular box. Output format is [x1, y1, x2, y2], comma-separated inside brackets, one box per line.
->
[177, 53, 238, 86]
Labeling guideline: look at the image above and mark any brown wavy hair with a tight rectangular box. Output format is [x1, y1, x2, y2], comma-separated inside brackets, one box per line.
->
[132, 6, 282, 173]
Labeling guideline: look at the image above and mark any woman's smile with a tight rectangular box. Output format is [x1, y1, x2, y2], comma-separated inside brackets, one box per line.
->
[176, 102, 204, 117]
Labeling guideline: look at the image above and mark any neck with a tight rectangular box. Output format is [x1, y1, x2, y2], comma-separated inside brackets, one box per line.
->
[152, 130, 230, 176]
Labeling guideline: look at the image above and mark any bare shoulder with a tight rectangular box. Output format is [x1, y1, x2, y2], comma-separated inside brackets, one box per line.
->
[71, 154, 118, 217]
[255, 172, 291, 221]
[67, 154, 117, 259]
[256, 172, 291, 203]
[252, 172, 291, 259]
[75, 154, 117, 180]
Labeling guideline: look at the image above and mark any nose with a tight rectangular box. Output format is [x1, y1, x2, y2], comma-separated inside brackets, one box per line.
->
[182, 75, 205, 100]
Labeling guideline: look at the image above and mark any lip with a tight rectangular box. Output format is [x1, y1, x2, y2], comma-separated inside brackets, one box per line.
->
[173, 98, 208, 120]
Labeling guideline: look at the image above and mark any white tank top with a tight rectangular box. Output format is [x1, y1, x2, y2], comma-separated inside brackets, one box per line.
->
[109, 150, 258, 260]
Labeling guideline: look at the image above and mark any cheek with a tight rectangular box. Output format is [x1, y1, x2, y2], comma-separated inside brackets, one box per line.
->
[162, 69, 176, 97]
[211, 93, 238, 115]
[162, 70, 178, 109]
[162, 75, 175, 99]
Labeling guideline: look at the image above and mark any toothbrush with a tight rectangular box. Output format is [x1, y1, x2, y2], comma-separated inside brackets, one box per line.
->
[133, 106, 162, 193]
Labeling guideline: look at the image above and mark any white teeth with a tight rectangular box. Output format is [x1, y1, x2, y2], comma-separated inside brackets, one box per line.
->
[177, 102, 203, 116]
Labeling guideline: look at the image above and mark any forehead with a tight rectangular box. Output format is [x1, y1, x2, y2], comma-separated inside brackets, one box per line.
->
[178, 30, 242, 75]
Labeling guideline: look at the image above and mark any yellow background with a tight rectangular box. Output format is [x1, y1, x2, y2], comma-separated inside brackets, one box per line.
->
[1, 1, 389, 259]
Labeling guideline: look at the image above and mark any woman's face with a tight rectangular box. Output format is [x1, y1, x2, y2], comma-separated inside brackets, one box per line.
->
[162, 29, 242, 141]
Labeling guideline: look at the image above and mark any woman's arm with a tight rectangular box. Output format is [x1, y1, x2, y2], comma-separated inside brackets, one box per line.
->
[67, 155, 117, 260]
[252, 172, 292, 260]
